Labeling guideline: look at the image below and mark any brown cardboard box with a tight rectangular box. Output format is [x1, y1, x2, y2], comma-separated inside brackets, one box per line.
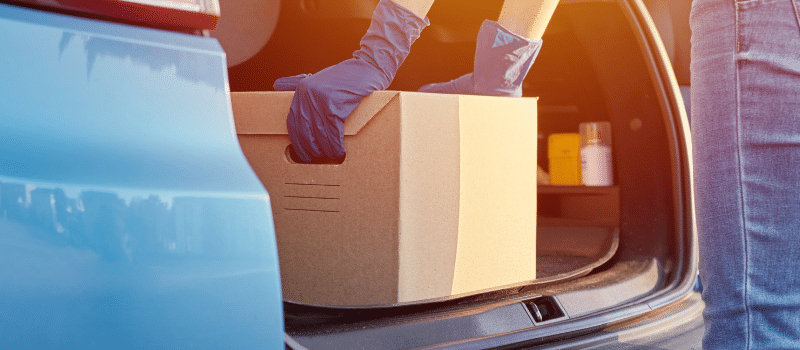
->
[232, 91, 538, 306]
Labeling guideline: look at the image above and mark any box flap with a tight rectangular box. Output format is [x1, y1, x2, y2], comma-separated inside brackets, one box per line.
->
[232, 92, 293, 135]
[232, 91, 399, 136]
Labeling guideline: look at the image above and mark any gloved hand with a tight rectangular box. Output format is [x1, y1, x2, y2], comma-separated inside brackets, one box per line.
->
[419, 20, 542, 97]
[272, 74, 310, 92]
[274, 0, 429, 163]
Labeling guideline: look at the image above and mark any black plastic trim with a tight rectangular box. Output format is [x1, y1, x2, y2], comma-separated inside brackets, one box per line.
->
[524, 296, 568, 325]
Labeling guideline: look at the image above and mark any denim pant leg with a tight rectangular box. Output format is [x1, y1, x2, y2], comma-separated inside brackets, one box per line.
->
[691, 0, 800, 348]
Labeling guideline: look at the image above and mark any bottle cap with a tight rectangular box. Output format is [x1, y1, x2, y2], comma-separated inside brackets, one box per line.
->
[580, 122, 612, 148]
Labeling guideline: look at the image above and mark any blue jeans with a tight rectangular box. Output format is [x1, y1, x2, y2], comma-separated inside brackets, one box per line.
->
[691, 0, 800, 348]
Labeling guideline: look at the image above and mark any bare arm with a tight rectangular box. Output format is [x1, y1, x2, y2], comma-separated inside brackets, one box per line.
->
[392, 0, 436, 19]
[498, 0, 560, 40]
[393, 0, 559, 40]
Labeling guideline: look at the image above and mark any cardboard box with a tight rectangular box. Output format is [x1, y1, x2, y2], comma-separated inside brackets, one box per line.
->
[232, 91, 538, 306]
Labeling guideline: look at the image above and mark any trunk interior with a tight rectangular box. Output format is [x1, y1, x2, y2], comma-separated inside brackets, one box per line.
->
[225, 0, 694, 346]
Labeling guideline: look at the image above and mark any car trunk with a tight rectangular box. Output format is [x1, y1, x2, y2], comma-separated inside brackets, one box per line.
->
[227, 0, 696, 347]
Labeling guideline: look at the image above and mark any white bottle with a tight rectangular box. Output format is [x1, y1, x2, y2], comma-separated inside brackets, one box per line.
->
[580, 122, 614, 186]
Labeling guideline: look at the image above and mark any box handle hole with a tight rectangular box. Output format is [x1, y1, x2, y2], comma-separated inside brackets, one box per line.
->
[285, 144, 345, 165]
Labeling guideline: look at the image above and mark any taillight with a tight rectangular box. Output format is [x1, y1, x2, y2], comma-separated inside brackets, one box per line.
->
[5, 0, 221, 30]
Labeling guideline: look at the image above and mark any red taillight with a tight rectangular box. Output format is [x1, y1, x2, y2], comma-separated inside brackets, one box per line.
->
[7, 0, 221, 30]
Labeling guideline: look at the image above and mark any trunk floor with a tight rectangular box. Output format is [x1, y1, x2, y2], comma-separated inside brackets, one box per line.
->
[531, 226, 620, 286]
[537, 255, 598, 279]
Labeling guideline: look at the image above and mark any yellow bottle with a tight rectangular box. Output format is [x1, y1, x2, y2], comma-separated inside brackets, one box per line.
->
[548, 133, 581, 186]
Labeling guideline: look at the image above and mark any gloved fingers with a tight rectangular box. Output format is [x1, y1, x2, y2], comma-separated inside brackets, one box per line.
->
[286, 111, 320, 163]
[420, 21, 542, 98]
[418, 73, 475, 95]
[273, 73, 312, 91]
[286, 61, 369, 162]
[285, 0, 430, 163]
[472, 20, 542, 97]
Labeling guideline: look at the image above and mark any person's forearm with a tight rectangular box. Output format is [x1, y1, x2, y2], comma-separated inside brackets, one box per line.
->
[497, 0, 559, 40]
[391, 0, 436, 19]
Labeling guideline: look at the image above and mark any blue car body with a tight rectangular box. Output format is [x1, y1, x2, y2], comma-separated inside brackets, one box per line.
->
[0, 3, 284, 348]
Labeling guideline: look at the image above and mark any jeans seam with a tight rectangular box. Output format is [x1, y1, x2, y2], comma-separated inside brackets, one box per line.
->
[733, 1, 752, 349]
[792, 0, 800, 35]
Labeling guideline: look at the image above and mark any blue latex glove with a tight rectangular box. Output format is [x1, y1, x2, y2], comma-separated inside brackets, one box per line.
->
[274, 0, 429, 163]
[419, 20, 542, 97]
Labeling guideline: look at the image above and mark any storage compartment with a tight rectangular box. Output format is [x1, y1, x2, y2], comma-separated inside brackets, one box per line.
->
[232, 90, 539, 306]
[533, 186, 620, 286]
[229, 0, 694, 345]
[538, 186, 620, 227]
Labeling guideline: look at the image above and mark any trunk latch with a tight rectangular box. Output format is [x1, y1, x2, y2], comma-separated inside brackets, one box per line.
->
[525, 296, 567, 324]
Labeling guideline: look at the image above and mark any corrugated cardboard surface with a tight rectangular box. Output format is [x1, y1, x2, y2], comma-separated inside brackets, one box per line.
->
[232, 91, 537, 306]
[453, 96, 539, 295]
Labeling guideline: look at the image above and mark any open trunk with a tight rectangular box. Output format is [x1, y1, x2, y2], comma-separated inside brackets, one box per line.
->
[226, 0, 697, 347]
